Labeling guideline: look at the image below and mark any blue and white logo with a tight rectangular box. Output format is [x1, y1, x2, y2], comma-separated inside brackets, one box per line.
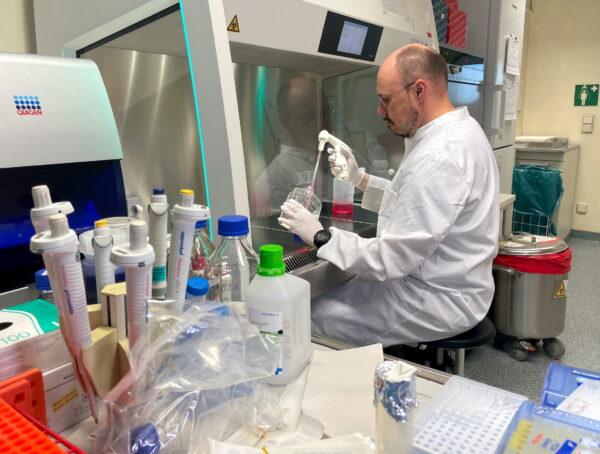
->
[13, 95, 43, 116]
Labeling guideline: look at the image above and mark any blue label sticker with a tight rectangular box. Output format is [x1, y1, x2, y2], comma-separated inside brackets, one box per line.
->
[555, 440, 577, 454]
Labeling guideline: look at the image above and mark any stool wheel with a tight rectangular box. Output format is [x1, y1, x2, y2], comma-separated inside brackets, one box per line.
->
[543, 338, 565, 360]
[508, 340, 529, 362]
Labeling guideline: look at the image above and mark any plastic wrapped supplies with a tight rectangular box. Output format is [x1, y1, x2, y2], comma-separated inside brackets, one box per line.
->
[209, 433, 376, 453]
[94, 303, 283, 453]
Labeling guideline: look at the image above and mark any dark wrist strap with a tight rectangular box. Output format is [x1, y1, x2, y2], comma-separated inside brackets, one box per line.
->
[314, 229, 332, 249]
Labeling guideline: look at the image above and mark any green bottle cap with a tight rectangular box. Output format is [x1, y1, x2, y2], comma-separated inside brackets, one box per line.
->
[257, 244, 286, 277]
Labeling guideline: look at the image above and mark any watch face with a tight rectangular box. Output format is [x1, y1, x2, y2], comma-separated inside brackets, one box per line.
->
[315, 231, 328, 242]
[314, 230, 331, 247]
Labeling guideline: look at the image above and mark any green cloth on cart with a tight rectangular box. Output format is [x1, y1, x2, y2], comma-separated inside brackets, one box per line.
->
[512, 165, 563, 236]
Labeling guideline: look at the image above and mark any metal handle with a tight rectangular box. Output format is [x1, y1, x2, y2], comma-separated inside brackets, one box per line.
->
[518, 161, 549, 167]
[492, 264, 516, 276]
[483, 84, 506, 136]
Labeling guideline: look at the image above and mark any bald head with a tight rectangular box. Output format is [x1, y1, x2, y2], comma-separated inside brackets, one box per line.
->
[385, 44, 448, 92]
[376, 44, 454, 137]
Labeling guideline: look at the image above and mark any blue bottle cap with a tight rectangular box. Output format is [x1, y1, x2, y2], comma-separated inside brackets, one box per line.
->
[130, 423, 160, 454]
[186, 277, 209, 296]
[195, 220, 207, 229]
[35, 269, 51, 291]
[152, 188, 165, 195]
[217, 215, 249, 236]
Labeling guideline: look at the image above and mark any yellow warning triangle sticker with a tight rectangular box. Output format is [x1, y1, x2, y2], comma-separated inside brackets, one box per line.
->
[227, 15, 240, 32]
[554, 281, 567, 299]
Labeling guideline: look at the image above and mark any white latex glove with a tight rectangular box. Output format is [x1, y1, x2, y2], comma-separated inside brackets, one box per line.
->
[278, 200, 324, 246]
[327, 144, 366, 187]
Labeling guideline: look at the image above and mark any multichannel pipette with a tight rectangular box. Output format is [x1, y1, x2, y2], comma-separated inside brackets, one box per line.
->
[30, 214, 97, 421]
[92, 220, 114, 325]
[110, 220, 155, 349]
[148, 188, 169, 299]
[166, 189, 210, 310]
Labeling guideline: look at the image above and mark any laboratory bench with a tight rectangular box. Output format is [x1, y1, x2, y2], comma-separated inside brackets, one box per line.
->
[61, 334, 448, 451]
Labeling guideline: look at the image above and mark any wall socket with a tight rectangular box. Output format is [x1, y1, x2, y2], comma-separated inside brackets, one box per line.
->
[576, 202, 588, 214]
[582, 115, 594, 134]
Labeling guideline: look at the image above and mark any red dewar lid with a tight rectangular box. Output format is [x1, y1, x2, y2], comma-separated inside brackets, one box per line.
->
[494, 234, 572, 275]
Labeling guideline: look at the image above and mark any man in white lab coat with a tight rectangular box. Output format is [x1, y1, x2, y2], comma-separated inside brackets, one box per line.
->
[279, 44, 499, 346]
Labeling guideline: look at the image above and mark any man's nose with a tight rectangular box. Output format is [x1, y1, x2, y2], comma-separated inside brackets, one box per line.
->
[376, 103, 387, 117]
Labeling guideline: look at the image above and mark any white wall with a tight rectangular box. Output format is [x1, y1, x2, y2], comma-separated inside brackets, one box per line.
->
[519, 0, 600, 233]
[0, 0, 36, 53]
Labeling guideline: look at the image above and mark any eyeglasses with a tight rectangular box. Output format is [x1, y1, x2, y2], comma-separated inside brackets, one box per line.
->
[377, 81, 416, 109]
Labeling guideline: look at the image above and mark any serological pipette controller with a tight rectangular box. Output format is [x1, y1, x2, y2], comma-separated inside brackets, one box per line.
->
[166, 189, 210, 310]
[92, 220, 115, 325]
[148, 188, 169, 299]
[318, 130, 352, 181]
[110, 220, 155, 349]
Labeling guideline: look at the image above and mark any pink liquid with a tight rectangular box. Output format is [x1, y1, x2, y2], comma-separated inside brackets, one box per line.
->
[332, 202, 354, 216]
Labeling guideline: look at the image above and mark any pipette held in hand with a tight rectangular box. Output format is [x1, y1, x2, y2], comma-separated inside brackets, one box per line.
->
[318, 130, 352, 181]
[30, 214, 97, 421]
[111, 221, 155, 349]
[166, 189, 210, 310]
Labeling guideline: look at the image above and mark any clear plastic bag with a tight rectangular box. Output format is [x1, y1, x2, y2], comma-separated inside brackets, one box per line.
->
[209, 433, 376, 453]
[94, 303, 282, 453]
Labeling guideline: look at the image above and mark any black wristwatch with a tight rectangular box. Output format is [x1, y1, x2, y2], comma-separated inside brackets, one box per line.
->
[313, 229, 332, 249]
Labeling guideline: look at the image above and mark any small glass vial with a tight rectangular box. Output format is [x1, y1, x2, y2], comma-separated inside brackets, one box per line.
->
[185, 277, 210, 306]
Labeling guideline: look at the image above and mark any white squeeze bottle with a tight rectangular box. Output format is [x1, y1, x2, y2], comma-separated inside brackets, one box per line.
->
[246, 244, 312, 385]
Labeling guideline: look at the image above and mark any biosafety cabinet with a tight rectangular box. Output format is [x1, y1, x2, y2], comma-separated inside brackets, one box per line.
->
[33, 0, 437, 288]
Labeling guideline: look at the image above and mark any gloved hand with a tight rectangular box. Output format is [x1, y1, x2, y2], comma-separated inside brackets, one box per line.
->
[327, 144, 366, 187]
[278, 200, 324, 246]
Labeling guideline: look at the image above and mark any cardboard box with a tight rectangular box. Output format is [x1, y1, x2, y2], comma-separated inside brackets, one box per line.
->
[0, 299, 70, 381]
[43, 362, 90, 432]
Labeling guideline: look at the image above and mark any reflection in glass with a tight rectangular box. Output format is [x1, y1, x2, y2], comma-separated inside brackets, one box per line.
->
[79, 10, 207, 217]
[235, 67, 323, 218]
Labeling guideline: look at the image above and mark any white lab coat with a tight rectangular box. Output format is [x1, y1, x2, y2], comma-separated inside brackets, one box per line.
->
[313, 107, 499, 346]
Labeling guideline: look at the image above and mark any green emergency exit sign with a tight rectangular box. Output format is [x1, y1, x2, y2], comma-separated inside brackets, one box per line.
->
[574, 84, 599, 106]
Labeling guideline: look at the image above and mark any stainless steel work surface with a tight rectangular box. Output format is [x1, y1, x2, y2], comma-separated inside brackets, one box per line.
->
[251, 201, 377, 258]
[251, 201, 378, 297]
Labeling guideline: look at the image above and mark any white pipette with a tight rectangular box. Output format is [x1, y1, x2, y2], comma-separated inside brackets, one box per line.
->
[148, 188, 169, 299]
[318, 130, 353, 181]
[110, 220, 155, 349]
[29, 185, 75, 355]
[30, 185, 74, 233]
[92, 220, 115, 325]
[30, 214, 97, 421]
[166, 189, 210, 310]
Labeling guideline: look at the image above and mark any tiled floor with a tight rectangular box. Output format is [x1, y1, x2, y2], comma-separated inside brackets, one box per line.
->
[465, 238, 600, 400]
